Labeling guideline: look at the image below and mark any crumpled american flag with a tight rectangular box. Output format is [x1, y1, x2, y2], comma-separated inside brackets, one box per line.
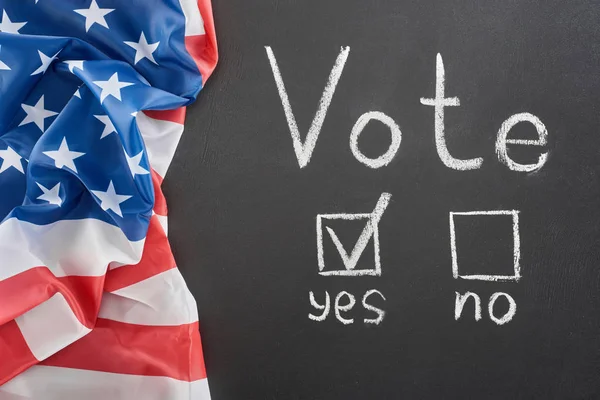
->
[0, 0, 217, 398]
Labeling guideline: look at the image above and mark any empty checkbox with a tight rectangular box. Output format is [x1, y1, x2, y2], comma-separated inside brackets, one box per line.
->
[449, 210, 521, 282]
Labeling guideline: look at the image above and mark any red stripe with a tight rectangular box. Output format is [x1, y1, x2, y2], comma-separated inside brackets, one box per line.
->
[0, 268, 104, 329]
[185, 0, 218, 84]
[152, 169, 167, 216]
[185, 35, 217, 86]
[42, 319, 207, 381]
[143, 108, 186, 125]
[0, 320, 38, 385]
[104, 216, 176, 292]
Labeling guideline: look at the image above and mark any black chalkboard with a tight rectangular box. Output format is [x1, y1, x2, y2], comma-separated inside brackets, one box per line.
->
[165, 1, 600, 398]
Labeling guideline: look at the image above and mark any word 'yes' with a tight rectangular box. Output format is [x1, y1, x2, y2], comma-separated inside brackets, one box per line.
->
[309, 290, 386, 325]
[266, 47, 548, 172]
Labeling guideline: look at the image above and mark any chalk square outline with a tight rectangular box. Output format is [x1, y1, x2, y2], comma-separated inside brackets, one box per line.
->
[316, 213, 381, 276]
[449, 210, 521, 282]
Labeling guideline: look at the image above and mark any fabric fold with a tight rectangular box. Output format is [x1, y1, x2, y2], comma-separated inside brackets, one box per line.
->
[0, 0, 217, 398]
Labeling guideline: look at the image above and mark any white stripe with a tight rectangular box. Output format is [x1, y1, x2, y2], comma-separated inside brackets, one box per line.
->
[0, 391, 30, 399]
[155, 213, 168, 235]
[1, 366, 211, 400]
[179, 0, 206, 36]
[137, 112, 184, 178]
[98, 268, 198, 326]
[0, 218, 144, 281]
[15, 293, 91, 361]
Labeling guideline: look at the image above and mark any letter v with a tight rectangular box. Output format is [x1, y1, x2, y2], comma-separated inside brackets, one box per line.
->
[265, 46, 350, 168]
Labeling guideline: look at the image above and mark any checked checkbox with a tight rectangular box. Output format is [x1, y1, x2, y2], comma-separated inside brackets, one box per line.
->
[316, 193, 391, 276]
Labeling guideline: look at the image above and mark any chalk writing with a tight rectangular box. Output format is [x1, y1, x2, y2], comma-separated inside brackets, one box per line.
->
[362, 289, 386, 325]
[266, 48, 549, 171]
[455, 291, 516, 325]
[264, 47, 537, 329]
[335, 291, 356, 325]
[349, 111, 402, 169]
[308, 291, 330, 322]
[488, 292, 517, 325]
[420, 53, 484, 170]
[308, 290, 386, 325]
[265, 46, 350, 169]
[496, 112, 548, 172]
[455, 291, 482, 321]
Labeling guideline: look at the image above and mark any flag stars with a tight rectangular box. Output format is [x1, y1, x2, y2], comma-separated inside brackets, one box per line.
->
[36, 182, 62, 206]
[74, 0, 114, 32]
[31, 50, 61, 76]
[124, 148, 149, 178]
[64, 60, 84, 73]
[0, 10, 27, 34]
[20, 95, 58, 132]
[124, 32, 160, 65]
[43, 137, 85, 173]
[91, 180, 131, 218]
[93, 72, 134, 104]
[94, 115, 116, 139]
[0, 146, 24, 174]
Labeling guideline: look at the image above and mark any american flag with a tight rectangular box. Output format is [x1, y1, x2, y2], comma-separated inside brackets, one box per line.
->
[0, 0, 217, 398]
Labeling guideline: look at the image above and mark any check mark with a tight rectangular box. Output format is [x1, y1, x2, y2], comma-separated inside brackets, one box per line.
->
[325, 193, 391, 271]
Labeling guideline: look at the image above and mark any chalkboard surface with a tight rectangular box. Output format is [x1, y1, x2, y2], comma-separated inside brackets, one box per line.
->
[165, 1, 600, 398]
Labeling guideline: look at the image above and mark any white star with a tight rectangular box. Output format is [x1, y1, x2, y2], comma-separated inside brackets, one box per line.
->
[19, 95, 58, 132]
[124, 32, 159, 65]
[130, 111, 138, 117]
[124, 148, 149, 178]
[0, 146, 24, 174]
[43, 137, 85, 173]
[74, 0, 114, 32]
[92, 72, 134, 104]
[64, 60, 84, 73]
[0, 46, 9, 71]
[74, 88, 81, 98]
[31, 50, 60, 76]
[36, 182, 62, 206]
[91, 180, 131, 217]
[0, 10, 27, 34]
[94, 114, 115, 139]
